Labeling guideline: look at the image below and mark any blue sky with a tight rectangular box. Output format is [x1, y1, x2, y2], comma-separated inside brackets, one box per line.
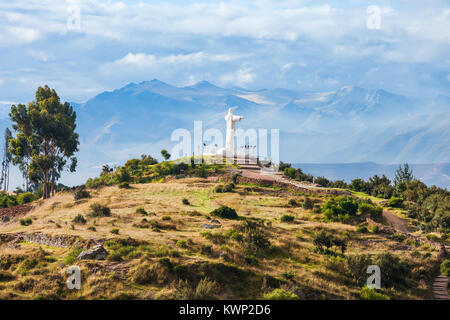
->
[0, 0, 449, 105]
[0, 0, 449, 189]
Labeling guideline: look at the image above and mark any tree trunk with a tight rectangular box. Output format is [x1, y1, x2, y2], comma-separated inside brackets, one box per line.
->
[51, 167, 55, 197]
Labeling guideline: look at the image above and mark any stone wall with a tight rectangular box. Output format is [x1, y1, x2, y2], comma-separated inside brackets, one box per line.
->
[235, 175, 352, 196]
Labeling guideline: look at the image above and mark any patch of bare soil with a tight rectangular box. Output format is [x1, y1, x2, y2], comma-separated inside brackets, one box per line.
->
[0, 204, 34, 220]
[382, 210, 410, 233]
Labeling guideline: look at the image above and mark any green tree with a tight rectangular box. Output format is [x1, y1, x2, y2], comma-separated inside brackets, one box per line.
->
[394, 163, 414, 188]
[161, 149, 171, 161]
[9, 86, 79, 199]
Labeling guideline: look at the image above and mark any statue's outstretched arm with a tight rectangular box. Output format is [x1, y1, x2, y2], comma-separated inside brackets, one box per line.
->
[233, 115, 244, 121]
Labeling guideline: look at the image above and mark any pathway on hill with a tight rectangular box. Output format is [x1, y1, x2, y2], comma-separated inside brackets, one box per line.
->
[432, 275, 449, 300]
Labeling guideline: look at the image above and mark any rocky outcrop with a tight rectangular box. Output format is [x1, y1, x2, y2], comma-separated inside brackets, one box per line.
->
[21, 232, 79, 248]
[77, 245, 108, 260]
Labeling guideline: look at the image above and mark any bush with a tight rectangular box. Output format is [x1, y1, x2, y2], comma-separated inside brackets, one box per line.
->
[222, 183, 235, 192]
[281, 270, 295, 281]
[358, 203, 383, 219]
[356, 226, 367, 233]
[346, 254, 372, 285]
[440, 259, 450, 276]
[322, 196, 358, 222]
[312, 230, 347, 254]
[373, 252, 409, 287]
[73, 187, 90, 200]
[88, 203, 111, 217]
[64, 248, 83, 265]
[280, 215, 294, 223]
[303, 197, 314, 210]
[387, 197, 403, 208]
[118, 182, 130, 189]
[236, 220, 271, 254]
[315, 176, 330, 187]
[182, 198, 190, 205]
[288, 199, 298, 207]
[136, 207, 147, 215]
[360, 286, 390, 300]
[176, 240, 187, 248]
[174, 277, 219, 300]
[72, 214, 87, 224]
[17, 192, 34, 205]
[263, 288, 299, 300]
[214, 185, 223, 193]
[210, 206, 238, 219]
[110, 228, 119, 235]
[19, 218, 32, 226]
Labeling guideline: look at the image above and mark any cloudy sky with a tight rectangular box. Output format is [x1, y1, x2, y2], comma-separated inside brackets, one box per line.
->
[0, 0, 449, 105]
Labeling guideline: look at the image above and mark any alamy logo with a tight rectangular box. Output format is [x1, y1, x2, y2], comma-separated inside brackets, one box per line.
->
[366, 5, 381, 30]
[66, 265, 81, 290]
[366, 265, 381, 289]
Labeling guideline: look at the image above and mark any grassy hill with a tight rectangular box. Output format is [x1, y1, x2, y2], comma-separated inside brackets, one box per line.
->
[0, 166, 446, 300]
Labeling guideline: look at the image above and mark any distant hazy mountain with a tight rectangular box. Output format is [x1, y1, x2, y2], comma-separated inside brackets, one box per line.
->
[1, 79, 449, 187]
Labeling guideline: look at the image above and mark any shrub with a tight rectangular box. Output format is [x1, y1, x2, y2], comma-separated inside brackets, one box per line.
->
[87, 226, 96, 232]
[135, 207, 147, 215]
[281, 270, 295, 281]
[72, 214, 87, 224]
[288, 199, 298, 207]
[222, 183, 235, 192]
[312, 230, 347, 254]
[88, 203, 111, 217]
[387, 197, 403, 208]
[174, 277, 219, 300]
[236, 220, 270, 254]
[393, 233, 406, 242]
[303, 197, 314, 210]
[176, 240, 187, 248]
[322, 196, 358, 222]
[214, 185, 224, 193]
[182, 198, 190, 205]
[64, 248, 83, 265]
[373, 252, 409, 287]
[19, 218, 32, 226]
[162, 216, 171, 221]
[370, 225, 380, 233]
[225, 229, 243, 242]
[118, 182, 130, 189]
[110, 228, 119, 235]
[280, 215, 294, 223]
[73, 187, 90, 200]
[315, 176, 330, 187]
[17, 192, 34, 205]
[263, 288, 299, 300]
[358, 203, 383, 219]
[440, 259, 450, 276]
[210, 206, 238, 219]
[346, 254, 372, 285]
[360, 286, 390, 300]
[356, 226, 367, 233]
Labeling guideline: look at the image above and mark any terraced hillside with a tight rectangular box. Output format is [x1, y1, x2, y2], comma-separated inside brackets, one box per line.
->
[0, 175, 446, 300]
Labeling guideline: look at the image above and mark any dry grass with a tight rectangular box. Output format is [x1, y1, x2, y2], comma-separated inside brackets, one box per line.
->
[0, 178, 440, 300]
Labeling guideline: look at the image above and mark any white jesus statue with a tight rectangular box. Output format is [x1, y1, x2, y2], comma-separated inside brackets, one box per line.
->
[225, 107, 244, 151]
[216, 107, 244, 157]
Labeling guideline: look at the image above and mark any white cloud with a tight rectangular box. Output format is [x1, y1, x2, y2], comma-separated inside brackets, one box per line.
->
[219, 68, 255, 87]
[101, 51, 242, 72]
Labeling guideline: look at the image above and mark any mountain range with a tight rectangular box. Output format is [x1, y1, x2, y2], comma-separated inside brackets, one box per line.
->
[1, 79, 449, 188]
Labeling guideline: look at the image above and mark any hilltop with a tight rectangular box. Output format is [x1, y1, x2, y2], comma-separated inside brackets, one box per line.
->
[0, 159, 448, 300]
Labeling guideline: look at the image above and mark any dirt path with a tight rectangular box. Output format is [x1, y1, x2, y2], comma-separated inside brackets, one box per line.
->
[432, 275, 449, 300]
[382, 210, 410, 233]
[382, 210, 448, 300]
